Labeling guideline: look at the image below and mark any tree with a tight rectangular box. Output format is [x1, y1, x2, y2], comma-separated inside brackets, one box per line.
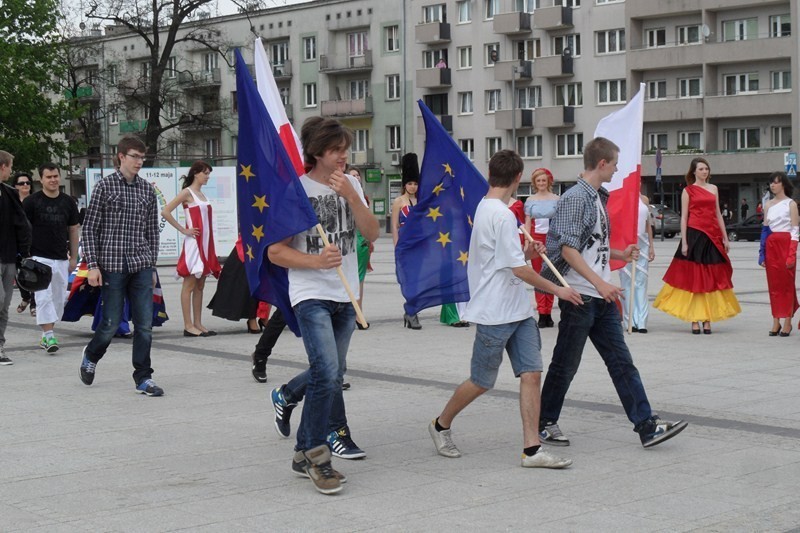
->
[81, 0, 264, 165]
[0, 0, 82, 174]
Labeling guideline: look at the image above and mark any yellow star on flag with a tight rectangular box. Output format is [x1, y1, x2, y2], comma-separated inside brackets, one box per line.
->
[252, 194, 269, 213]
[246, 244, 255, 261]
[432, 182, 445, 196]
[442, 162, 454, 177]
[251, 224, 265, 243]
[460, 186, 465, 201]
[457, 250, 469, 266]
[436, 232, 452, 248]
[426, 206, 443, 222]
[240, 164, 255, 182]
[467, 214, 473, 227]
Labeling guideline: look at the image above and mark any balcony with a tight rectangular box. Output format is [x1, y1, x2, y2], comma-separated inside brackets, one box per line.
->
[642, 149, 784, 179]
[644, 98, 703, 122]
[416, 68, 451, 89]
[493, 11, 531, 35]
[703, 37, 793, 66]
[535, 106, 574, 128]
[178, 111, 223, 132]
[704, 90, 793, 120]
[416, 114, 453, 134]
[533, 6, 572, 30]
[319, 50, 373, 74]
[415, 21, 451, 44]
[178, 68, 222, 91]
[119, 120, 147, 134]
[628, 43, 703, 72]
[272, 60, 292, 81]
[494, 109, 534, 130]
[494, 60, 532, 82]
[117, 76, 150, 97]
[627, 0, 756, 19]
[533, 55, 573, 78]
[320, 97, 373, 118]
[64, 86, 100, 102]
[350, 148, 374, 166]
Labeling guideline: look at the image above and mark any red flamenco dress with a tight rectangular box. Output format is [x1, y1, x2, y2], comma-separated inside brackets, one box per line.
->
[176, 188, 222, 279]
[654, 185, 741, 322]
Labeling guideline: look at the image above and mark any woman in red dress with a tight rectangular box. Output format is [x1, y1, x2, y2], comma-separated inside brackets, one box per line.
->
[654, 158, 741, 333]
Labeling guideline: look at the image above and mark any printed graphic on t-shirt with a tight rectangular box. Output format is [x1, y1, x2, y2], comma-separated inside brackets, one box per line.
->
[305, 192, 356, 256]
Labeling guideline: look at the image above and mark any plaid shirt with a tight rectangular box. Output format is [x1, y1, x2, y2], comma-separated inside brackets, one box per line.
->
[81, 171, 159, 272]
[541, 178, 609, 283]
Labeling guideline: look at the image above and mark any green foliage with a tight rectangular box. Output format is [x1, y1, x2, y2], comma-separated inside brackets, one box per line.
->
[0, 0, 80, 172]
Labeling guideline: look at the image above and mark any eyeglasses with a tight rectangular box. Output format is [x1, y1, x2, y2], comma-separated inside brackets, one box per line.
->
[124, 153, 147, 161]
[16, 181, 31, 186]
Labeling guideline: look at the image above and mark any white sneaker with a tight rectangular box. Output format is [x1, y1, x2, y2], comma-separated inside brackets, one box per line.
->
[428, 419, 461, 458]
[521, 448, 572, 469]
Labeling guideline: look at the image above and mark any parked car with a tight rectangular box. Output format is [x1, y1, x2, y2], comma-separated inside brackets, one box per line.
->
[726, 213, 764, 242]
[649, 204, 680, 238]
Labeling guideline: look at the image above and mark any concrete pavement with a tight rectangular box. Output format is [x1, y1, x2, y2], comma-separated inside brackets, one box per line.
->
[3, 236, 800, 532]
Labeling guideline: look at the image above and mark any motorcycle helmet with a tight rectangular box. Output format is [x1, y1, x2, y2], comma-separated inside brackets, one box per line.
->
[15, 258, 52, 293]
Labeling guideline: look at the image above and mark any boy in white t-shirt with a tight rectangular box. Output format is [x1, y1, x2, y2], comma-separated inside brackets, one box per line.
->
[428, 149, 582, 468]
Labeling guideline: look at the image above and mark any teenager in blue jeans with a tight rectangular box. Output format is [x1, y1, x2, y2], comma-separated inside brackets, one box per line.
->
[268, 117, 378, 495]
[539, 136, 688, 448]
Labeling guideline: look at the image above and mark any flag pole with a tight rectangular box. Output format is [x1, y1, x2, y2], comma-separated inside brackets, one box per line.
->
[314, 224, 368, 328]
[627, 266, 636, 334]
[520, 225, 571, 288]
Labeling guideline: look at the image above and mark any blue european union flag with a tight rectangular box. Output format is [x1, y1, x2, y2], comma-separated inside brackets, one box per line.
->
[234, 49, 318, 336]
[395, 100, 489, 315]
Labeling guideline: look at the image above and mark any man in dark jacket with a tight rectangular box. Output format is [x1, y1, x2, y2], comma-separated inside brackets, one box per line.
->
[0, 150, 32, 365]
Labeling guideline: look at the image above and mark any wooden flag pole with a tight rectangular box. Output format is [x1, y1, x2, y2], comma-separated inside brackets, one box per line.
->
[520, 225, 571, 288]
[314, 224, 368, 328]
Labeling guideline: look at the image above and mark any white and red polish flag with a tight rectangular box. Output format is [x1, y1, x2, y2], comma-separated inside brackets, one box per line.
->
[254, 38, 305, 176]
[595, 82, 645, 271]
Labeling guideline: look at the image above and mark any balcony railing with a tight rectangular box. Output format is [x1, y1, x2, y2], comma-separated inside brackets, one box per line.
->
[319, 50, 373, 73]
[320, 97, 373, 117]
[533, 5, 573, 30]
[119, 120, 147, 134]
[493, 11, 531, 35]
[416, 68, 451, 89]
[415, 21, 451, 44]
[178, 68, 222, 90]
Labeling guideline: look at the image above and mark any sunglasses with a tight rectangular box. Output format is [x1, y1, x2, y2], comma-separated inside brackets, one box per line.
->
[16, 181, 31, 185]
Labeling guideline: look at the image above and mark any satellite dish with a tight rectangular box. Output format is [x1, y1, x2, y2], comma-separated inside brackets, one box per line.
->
[701, 24, 710, 37]
[562, 47, 572, 58]
[79, 21, 86, 30]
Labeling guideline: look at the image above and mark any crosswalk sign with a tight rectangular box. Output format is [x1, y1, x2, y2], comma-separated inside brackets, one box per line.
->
[786, 152, 797, 177]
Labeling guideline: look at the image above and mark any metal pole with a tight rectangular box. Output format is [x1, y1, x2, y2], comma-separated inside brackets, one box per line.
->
[510, 66, 516, 153]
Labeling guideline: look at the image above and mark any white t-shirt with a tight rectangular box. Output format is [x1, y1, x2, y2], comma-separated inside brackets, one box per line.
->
[462, 198, 533, 325]
[288, 173, 367, 306]
[563, 196, 610, 298]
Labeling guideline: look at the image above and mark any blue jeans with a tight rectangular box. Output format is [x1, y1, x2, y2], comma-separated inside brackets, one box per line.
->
[540, 296, 653, 431]
[290, 299, 355, 451]
[86, 267, 154, 385]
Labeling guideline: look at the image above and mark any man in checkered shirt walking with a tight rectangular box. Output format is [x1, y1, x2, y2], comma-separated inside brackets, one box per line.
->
[79, 136, 164, 397]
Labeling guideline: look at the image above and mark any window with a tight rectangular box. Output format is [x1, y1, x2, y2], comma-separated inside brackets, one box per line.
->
[303, 36, 316, 60]
[422, 49, 448, 69]
[554, 34, 581, 56]
[140, 61, 152, 80]
[204, 138, 219, 157]
[485, 0, 499, 19]
[517, 135, 543, 158]
[596, 0, 621, 4]
[303, 83, 317, 107]
[517, 86, 541, 109]
[349, 79, 370, 99]
[87, 69, 98, 86]
[677, 25, 701, 45]
[422, 4, 445, 23]
[386, 74, 400, 100]
[387, 125, 401, 151]
[270, 41, 289, 65]
[457, 46, 472, 69]
[279, 87, 290, 105]
[555, 0, 580, 6]
[772, 70, 791, 91]
[457, 0, 471, 23]
[348, 32, 369, 63]
[647, 133, 667, 151]
[230, 137, 237, 158]
[486, 137, 502, 159]
[647, 80, 667, 100]
[724, 73, 758, 95]
[353, 129, 369, 152]
[514, 0, 538, 13]
[678, 78, 702, 98]
[645, 28, 666, 48]
[167, 57, 177, 79]
[385, 25, 400, 52]
[556, 133, 584, 157]
[231, 91, 238, 114]
[168, 141, 178, 159]
[772, 126, 792, 147]
[516, 38, 541, 60]
[108, 64, 117, 85]
[458, 91, 473, 114]
[725, 128, 760, 150]
[460, 138, 474, 160]
[597, 79, 626, 104]
[485, 43, 500, 65]
[167, 98, 178, 119]
[723, 18, 757, 41]
[596, 29, 625, 54]
[770, 14, 791, 37]
[555, 82, 583, 106]
[423, 93, 448, 115]
[485, 89, 501, 113]
[678, 131, 703, 150]
[108, 105, 118, 124]
[202, 52, 218, 72]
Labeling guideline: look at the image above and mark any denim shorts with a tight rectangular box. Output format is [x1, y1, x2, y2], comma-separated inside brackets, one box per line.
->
[469, 317, 542, 389]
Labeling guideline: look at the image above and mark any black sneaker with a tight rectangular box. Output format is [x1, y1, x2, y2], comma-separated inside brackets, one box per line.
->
[251, 352, 267, 383]
[640, 417, 688, 448]
[327, 426, 366, 459]
[136, 379, 164, 397]
[271, 386, 297, 438]
[0, 355, 12, 366]
[292, 450, 347, 483]
[79, 348, 96, 385]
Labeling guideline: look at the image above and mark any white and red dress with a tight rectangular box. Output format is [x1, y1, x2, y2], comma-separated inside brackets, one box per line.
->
[176, 188, 222, 279]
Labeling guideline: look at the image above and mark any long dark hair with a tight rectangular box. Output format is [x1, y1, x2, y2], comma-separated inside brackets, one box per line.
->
[182, 160, 212, 189]
[685, 157, 710, 186]
[769, 171, 794, 198]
